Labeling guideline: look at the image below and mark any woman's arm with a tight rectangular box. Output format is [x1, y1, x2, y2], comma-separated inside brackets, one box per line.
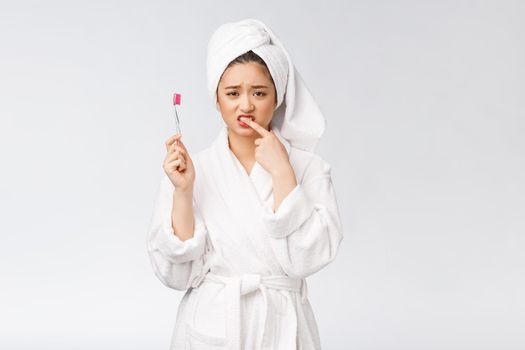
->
[269, 165, 298, 213]
[147, 173, 209, 290]
[261, 155, 344, 279]
[171, 187, 195, 242]
[147, 134, 210, 290]
[164, 133, 197, 242]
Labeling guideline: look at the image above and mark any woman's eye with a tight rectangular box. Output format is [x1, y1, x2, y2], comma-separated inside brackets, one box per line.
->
[226, 91, 266, 97]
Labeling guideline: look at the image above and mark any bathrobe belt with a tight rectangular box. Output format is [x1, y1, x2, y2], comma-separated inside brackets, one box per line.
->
[200, 272, 308, 350]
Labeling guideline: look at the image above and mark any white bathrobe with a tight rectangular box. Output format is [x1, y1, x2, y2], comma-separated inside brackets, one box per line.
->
[146, 125, 343, 350]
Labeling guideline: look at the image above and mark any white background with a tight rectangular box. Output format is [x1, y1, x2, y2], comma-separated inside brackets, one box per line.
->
[1, 0, 524, 349]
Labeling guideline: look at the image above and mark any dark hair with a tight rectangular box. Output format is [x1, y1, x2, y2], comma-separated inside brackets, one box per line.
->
[216, 50, 277, 102]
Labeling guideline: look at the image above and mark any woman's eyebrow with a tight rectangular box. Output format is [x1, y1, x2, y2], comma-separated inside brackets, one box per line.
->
[224, 85, 269, 89]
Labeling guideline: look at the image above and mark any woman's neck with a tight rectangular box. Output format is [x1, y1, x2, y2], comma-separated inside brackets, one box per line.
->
[228, 130, 260, 175]
[227, 128, 257, 163]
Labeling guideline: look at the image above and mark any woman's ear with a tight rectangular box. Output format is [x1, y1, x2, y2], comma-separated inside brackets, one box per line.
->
[215, 89, 220, 111]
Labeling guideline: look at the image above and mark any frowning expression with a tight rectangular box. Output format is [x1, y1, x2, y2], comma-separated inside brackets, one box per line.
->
[216, 62, 277, 135]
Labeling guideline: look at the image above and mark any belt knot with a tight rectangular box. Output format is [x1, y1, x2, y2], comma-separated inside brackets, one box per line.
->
[240, 273, 262, 295]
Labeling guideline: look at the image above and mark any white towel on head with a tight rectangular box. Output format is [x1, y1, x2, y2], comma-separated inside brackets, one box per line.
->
[206, 18, 326, 152]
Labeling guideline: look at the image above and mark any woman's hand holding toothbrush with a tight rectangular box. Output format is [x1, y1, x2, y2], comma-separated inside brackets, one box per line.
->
[163, 134, 195, 192]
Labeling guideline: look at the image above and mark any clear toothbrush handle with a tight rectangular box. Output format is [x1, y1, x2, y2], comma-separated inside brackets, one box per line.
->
[173, 92, 182, 146]
[174, 105, 181, 145]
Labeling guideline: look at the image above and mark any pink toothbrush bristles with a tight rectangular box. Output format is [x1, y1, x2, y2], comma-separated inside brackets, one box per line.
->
[173, 93, 181, 106]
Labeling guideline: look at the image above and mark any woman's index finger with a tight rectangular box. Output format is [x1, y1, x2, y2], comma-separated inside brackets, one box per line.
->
[165, 133, 182, 146]
[242, 118, 270, 137]
[165, 134, 182, 152]
[174, 138, 190, 156]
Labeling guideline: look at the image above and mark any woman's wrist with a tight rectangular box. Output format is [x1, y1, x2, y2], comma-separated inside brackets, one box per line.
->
[271, 168, 297, 188]
[270, 164, 298, 212]
[173, 184, 194, 196]
[271, 163, 294, 179]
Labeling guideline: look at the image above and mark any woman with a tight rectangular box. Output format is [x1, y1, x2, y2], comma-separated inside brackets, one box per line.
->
[147, 18, 343, 350]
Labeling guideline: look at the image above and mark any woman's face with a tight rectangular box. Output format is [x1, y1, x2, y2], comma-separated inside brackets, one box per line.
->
[216, 61, 277, 136]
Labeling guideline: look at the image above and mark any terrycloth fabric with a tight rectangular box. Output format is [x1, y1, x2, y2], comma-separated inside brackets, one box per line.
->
[146, 125, 344, 349]
[206, 18, 326, 153]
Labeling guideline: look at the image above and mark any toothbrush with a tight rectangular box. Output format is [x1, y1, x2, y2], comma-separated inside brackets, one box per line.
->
[173, 93, 182, 145]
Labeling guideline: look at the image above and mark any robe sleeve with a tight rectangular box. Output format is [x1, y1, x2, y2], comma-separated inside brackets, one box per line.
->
[146, 172, 210, 291]
[261, 155, 344, 279]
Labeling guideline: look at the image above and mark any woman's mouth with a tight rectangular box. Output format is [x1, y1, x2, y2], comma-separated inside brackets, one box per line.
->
[237, 115, 254, 128]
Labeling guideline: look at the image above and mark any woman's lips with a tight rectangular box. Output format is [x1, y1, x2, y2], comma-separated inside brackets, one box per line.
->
[237, 115, 254, 128]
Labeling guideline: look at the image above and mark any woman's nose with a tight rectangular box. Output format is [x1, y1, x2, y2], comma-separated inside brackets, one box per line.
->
[240, 93, 254, 111]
